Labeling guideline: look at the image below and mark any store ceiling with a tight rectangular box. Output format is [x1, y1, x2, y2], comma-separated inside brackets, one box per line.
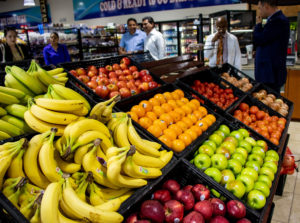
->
[241, 0, 300, 5]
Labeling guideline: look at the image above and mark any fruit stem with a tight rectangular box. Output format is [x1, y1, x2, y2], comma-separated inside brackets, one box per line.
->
[15, 177, 27, 190]
[127, 145, 136, 156]
[94, 138, 102, 147]
[97, 157, 107, 168]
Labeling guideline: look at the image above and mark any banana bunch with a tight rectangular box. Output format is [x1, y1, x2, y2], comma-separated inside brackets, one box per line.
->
[0, 86, 27, 105]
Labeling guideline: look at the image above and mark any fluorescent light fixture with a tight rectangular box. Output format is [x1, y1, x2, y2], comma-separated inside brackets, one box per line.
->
[24, 0, 35, 6]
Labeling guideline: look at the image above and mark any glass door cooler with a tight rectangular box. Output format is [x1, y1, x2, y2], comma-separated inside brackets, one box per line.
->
[160, 22, 179, 58]
[179, 19, 199, 59]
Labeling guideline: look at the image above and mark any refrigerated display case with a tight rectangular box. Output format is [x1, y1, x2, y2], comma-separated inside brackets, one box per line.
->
[179, 19, 199, 59]
[160, 22, 179, 58]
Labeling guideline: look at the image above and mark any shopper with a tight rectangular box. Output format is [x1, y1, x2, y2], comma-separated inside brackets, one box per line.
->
[0, 26, 30, 63]
[254, 0, 290, 94]
[204, 17, 241, 69]
[119, 18, 146, 55]
[142, 16, 165, 60]
[43, 32, 71, 66]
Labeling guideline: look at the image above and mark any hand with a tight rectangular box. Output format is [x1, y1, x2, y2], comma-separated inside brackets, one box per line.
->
[212, 32, 222, 42]
[256, 15, 262, 24]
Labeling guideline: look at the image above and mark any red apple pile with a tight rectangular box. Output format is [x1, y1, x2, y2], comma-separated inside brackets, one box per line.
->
[69, 57, 159, 99]
[233, 103, 286, 145]
[191, 80, 238, 110]
[126, 179, 252, 223]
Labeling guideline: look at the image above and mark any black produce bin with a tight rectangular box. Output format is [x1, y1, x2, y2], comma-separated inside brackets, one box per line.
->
[121, 159, 259, 223]
[183, 118, 288, 223]
[0, 60, 32, 72]
[59, 54, 165, 103]
[115, 83, 222, 158]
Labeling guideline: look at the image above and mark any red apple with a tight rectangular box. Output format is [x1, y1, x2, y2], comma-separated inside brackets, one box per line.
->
[209, 216, 229, 223]
[129, 65, 138, 72]
[192, 184, 210, 201]
[98, 77, 109, 86]
[115, 69, 124, 77]
[175, 190, 195, 211]
[139, 69, 150, 77]
[78, 75, 89, 83]
[117, 81, 127, 89]
[162, 179, 181, 195]
[153, 189, 172, 204]
[226, 200, 246, 219]
[120, 63, 128, 70]
[87, 80, 97, 89]
[76, 68, 86, 76]
[141, 74, 153, 82]
[236, 218, 252, 223]
[183, 211, 205, 223]
[123, 69, 132, 76]
[126, 212, 138, 223]
[108, 72, 117, 79]
[121, 57, 131, 66]
[107, 84, 118, 92]
[109, 78, 118, 85]
[194, 200, 213, 220]
[69, 69, 78, 77]
[138, 82, 149, 92]
[148, 81, 158, 90]
[105, 65, 113, 72]
[210, 198, 226, 216]
[140, 200, 164, 223]
[95, 85, 109, 98]
[119, 87, 131, 98]
[183, 185, 193, 192]
[112, 63, 120, 71]
[109, 91, 120, 98]
[133, 71, 140, 79]
[99, 67, 107, 74]
[164, 200, 184, 223]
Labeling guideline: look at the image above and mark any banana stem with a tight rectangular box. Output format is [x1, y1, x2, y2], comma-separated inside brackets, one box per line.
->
[97, 157, 107, 168]
[86, 171, 94, 183]
[127, 145, 136, 156]
[15, 177, 27, 190]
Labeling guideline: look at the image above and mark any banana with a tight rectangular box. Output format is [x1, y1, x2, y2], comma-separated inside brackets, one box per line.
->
[89, 96, 118, 119]
[59, 198, 79, 220]
[53, 72, 67, 78]
[159, 150, 173, 166]
[132, 151, 165, 168]
[108, 117, 126, 133]
[35, 64, 65, 86]
[74, 143, 93, 165]
[20, 197, 35, 219]
[8, 187, 22, 208]
[142, 139, 162, 150]
[49, 87, 66, 99]
[96, 145, 107, 163]
[99, 186, 131, 201]
[35, 98, 84, 113]
[5, 104, 28, 119]
[2, 177, 25, 197]
[1, 115, 32, 133]
[106, 146, 129, 159]
[0, 107, 7, 116]
[0, 86, 25, 99]
[0, 91, 20, 104]
[5, 72, 35, 97]
[62, 178, 124, 223]
[54, 150, 81, 174]
[7, 149, 25, 178]
[71, 105, 89, 116]
[47, 67, 64, 76]
[24, 110, 65, 136]
[75, 179, 89, 202]
[113, 117, 131, 147]
[55, 76, 68, 83]
[127, 118, 160, 157]
[58, 210, 81, 223]
[30, 206, 41, 223]
[89, 183, 106, 206]
[0, 131, 11, 140]
[96, 192, 132, 212]
[39, 128, 63, 182]
[19, 95, 32, 105]
[40, 181, 63, 223]
[99, 100, 117, 124]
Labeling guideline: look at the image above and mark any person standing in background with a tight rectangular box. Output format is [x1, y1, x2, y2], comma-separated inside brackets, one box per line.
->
[119, 18, 146, 55]
[43, 32, 71, 66]
[254, 0, 290, 94]
[204, 17, 241, 69]
[0, 26, 30, 63]
[142, 16, 165, 60]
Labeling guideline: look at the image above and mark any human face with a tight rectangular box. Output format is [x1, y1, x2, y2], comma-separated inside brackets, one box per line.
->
[142, 19, 154, 34]
[5, 30, 17, 46]
[216, 20, 227, 36]
[128, 20, 137, 35]
[50, 33, 59, 46]
[258, 2, 268, 18]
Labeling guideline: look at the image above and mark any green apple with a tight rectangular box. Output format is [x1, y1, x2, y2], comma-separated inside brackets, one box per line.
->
[209, 134, 223, 146]
[198, 145, 215, 157]
[227, 159, 243, 175]
[230, 130, 243, 141]
[194, 154, 211, 170]
[245, 161, 261, 172]
[231, 153, 246, 165]
[265, 150, 279, 161]
[247, 154, 264, 166]
[247, 190, 266, 210]
[204, 167, 222, 183]
[223, 136, 239, 147]
[218, 124, 230, 137]
[253, 181, 270, 197]
[264, 156, 279, 165]
[226, 180, 246, 199]
[241, 167, 258, 181]
[216, 147, 231, 159]
[259, 167, 275, 181]
[220, 141, 236, 154]
[251, 146, 266, 158]
[262, 161, 278, 174]
[221, 169, 235, 186]
[235, 147, 248, 160]
[238, 140, 252, 153]
[203, 140, 217, 151]
[211, 154, 228, 170]
[257, 175, 272, 188]
[214, 130, 226, 140]
[237, 174, 254, 193]
[256, 140, 268, 152]
[244, 136, 257, 147]
[238, 128, 250, 138]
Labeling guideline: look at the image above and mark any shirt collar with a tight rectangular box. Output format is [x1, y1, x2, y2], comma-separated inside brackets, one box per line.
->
[148, 28, 157, 36]
[129, 30, 139, 36]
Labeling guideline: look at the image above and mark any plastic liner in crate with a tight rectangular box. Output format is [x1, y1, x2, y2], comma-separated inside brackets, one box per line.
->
[127, 51, 154, 63]
[59, 55, 165, 102]
[121, 159, 259, 223]
[225, 95, 290, 151]
[176, 68, 247, 113]
[0, 59, 32, 72]
[115, 83, 222, 158]
[183, 118, 286, 222]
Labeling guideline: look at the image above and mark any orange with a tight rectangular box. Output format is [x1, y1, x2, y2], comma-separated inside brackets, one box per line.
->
[127, 112, 138, 122]
[154, 93, 166, 104]
[190, 125, 203, 136]
[180, 97, 189, 104]
[193, 110, 204, 120]
[190, 99, 201, 108]
[171, 139, 186, 152]
[169, 111, 181, 123]
[153, 106, 165, 117]
[174, 89, 184, 98]
[139, 100, 152, 112]
[131, 105, 146, 118]
[161, 103, 173, 113]
[202, 117, 213, 126]
[178, 133, 192, 146]
[171, 92, 180, 100]
[153, 119, 167, 130]
[187, 114, 197, 124]
[168, 124, 183, 136]
[187, 102, 197, 111]
[159, 135, 172, 148]
[198, 106, 208, 117]
[205, 114, 216, 124]
[147, 125, 162, 137]
[163, 129, 177, 140]
[163, 92, 173, 101]
[167, 100, 178, 109]
[176, 121, 188, 132]
[181, 117, 193, 128]
[181, 105, 193, 115]
[176, 100, 185, 107]
[138, 117, 152, 129]
[160, 113, 173, 126]
[145, 111, 157, 121]
[185, 129, 197, 141]
[174, 107, 185, 118]
[149, 98, 160, 106]
[196, 120, 208, 132]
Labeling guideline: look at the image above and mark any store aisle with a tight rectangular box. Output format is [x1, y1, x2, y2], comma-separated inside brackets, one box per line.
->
[272, 121, 300, 223]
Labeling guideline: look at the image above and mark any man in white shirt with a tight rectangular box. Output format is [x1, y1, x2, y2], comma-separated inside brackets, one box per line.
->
[142, 16, 165, 60]
[204, 17, 241, 70]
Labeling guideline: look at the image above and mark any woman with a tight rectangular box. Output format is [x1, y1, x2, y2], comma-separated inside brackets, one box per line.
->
[0, 27, 30, 62]
[43, 32, 71, 66]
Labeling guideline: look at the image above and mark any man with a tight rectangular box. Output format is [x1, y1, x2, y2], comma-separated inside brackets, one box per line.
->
[204, 17, 241, 69]
[119, 18, 146, 55]
[254, 0, 290, 94]
[142, 16, 165, 60]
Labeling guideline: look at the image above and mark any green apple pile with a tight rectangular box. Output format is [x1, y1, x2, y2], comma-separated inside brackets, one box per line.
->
[191, 124, 280, 210]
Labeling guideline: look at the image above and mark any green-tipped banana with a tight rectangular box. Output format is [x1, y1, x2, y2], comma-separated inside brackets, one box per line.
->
[0, 92, 19, 104]
[5, 104, 27, 119]
[0, 119, 24, 136]
[4, 73, 35, 97]
[0, 86, 25, 99]
[47, 68, 64, 76]
[1, 115, 33, 133]
[0, 107, 7, 117]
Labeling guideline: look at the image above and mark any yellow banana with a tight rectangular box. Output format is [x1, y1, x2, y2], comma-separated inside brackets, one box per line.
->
[96, 192, 133, 212]
[71, 105, 89, 116]
[54, 150, 81, 174]
[47, 67, 64, 76]
[5, 104, 28, 119]
[53, 72, 67, 78]
[0, 131, 11, 140]
[58, 209, 81, 223]
[7, 149, 25, 178]
[75, 179, 89, 202]
[142, 139, 162, 150]
[99, 100, 117, 124]
[90, 96, 118, 119]
[0, 119, 24, 136]
[30, 205, 41, 223]
[132, 151, 165, 168]
[4, 72, 35, 97]
[159, 150, 173, 166]
[113, 117, 130, 147]
[2, 177, 24, 197]
[35, 98, 84, 113]
[36, 64, 65, 86]
[106, 146, 129, 159]
[20, 198, 35, 219]
[0, 86, 26, 99]
[8, 187, 22, 209]
[59, 198, 80, 220]
[74, 143, 93, 165]
[99, 186, 131, 201]
[89, 183, 106, 206]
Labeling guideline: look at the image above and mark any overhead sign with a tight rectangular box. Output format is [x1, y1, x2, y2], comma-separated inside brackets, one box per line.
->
[40, 0, 50, 24]
[73, 0, 241, 20]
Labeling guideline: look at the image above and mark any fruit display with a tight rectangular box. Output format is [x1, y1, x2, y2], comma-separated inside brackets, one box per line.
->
[191, 123, 280, 210]
[127, 89, 216, 153]
[252, 89, 290, 117]
[221, 72, 253, 92]
[233, 102, 286, 145]
[68, 57, 159, 99]
[191, 80, 239, 110]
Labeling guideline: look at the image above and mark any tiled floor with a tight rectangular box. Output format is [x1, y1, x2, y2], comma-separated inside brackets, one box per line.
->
[271, 121, 300, 223]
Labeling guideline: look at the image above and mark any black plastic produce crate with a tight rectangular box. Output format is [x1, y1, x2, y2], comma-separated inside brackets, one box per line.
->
[0, 59, 32, 72]
[121, 159, 259, 223]
[59, 54, 165, 103]
[183, 118, 287, 223]
[115, 83, 222, 158]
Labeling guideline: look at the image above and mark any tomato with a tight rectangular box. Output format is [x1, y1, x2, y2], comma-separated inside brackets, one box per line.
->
[129, 66, 138, 72]
[112, 64, 120, 71]
[120, 57, 131, 66]
[119, 87, 131, 98]
[139, 69, 149, 77]
[148, 81, 158, 90]
[95, 85, 109, 98]
[87, 80, 97, 89]
[239, 102, 249, 112]
[141, 74, 153, 82]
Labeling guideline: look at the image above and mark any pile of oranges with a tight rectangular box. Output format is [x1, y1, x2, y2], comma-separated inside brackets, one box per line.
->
[127, 89, 216, 152]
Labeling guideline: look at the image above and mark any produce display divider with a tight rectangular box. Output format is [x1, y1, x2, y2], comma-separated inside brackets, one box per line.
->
[0, 60, 32, 72]
[59, 54, 165, 103]
[182, 118, 288, 222]
[115, 83, 223, 158]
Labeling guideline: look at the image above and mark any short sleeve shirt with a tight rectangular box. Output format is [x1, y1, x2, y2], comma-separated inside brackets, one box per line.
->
[120, 29, 146, 52]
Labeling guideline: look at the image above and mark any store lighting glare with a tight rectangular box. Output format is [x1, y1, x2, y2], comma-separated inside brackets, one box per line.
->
[24, 0, 35, 6]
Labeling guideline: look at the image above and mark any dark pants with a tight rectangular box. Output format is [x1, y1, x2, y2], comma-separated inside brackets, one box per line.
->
[264, 83, 282, 94]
